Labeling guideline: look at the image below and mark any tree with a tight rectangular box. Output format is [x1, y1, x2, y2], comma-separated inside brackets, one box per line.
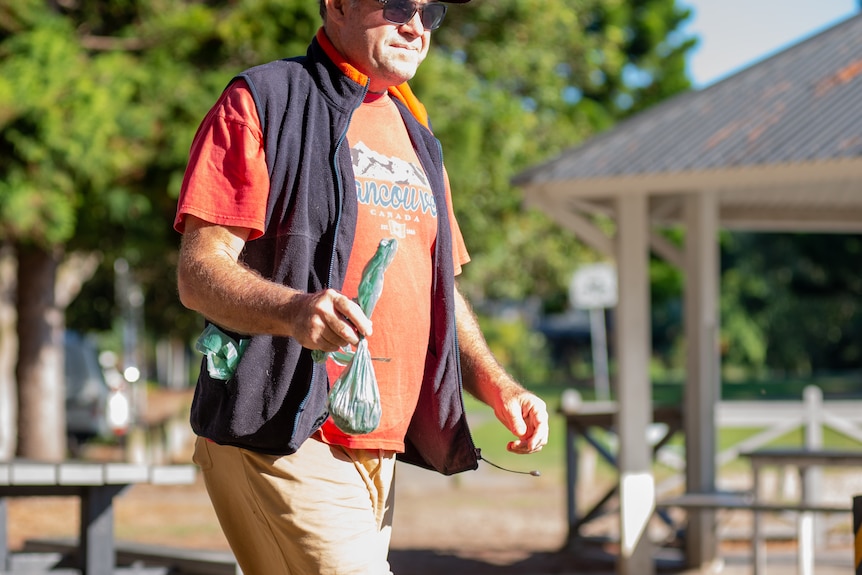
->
[412, 0, 695, 310]
[0, 245, 15, 458]
[0, 0, 696, 459]
[0, 2, 157, 459]
[0, 0, 325, 458]
[721, 232, 862, 377]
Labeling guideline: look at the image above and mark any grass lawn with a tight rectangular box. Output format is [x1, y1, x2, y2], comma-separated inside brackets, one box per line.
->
[464, 381, 862, 485]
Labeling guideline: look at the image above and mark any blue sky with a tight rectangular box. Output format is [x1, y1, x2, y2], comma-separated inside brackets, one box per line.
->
[679, 0, 859, 87]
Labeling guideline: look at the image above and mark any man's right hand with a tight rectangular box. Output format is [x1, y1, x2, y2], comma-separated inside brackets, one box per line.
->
[287, 289, 372, 352]
[177, 215, 371, 347]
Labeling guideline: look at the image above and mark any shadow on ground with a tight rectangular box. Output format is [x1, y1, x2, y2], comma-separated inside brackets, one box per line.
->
[389, 548, 613, 575]
[389, 544, 697, 575]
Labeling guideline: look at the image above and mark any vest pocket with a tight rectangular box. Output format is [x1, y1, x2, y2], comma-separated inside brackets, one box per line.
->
[194, 324, 250, 381]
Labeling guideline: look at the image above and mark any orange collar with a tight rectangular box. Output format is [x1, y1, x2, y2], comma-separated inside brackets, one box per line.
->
[315, 28, 431, 130]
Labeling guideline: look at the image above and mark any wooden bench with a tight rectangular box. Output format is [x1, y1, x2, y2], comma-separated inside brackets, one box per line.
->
[744, 448, 862, 575]
[658, 487, 854, 575]
[658, 491, 850, 515]
[559, 400, 683, 548]
[23, 538, 238, 575]
[0, 460, 196, 575]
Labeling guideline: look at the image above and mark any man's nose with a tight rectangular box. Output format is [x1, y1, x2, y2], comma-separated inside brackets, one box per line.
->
[401, 9, 425, 35]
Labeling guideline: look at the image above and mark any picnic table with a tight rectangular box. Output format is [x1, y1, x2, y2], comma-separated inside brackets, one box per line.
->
[659, 448, 862, 575]
[559, 398, 683, 548]
[0, 460, 196, 575]
[746, 448, 862, 575]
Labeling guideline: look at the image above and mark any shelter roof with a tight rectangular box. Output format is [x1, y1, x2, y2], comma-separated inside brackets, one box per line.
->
[514, 14, 862, 232]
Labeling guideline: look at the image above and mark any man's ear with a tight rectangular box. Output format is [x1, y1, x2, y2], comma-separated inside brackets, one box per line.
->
[325, 0, 347, 21]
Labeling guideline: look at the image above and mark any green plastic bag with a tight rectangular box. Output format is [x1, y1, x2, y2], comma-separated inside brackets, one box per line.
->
[327, 338, 380, 434]
[194, 324, 249, 381]
[326, 238, 398, 434]
[355, 237, 398, 317]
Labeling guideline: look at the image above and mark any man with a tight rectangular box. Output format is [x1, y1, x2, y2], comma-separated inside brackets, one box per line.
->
[174, 0, 549, 573]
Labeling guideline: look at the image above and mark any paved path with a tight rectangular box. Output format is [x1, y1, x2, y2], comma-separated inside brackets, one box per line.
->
[392, 462, 857, 574]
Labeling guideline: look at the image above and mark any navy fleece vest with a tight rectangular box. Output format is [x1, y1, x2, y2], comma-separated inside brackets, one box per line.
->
[188, 38, 479, 475]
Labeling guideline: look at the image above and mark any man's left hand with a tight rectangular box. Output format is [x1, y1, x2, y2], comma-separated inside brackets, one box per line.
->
[496, 392, 549, 454]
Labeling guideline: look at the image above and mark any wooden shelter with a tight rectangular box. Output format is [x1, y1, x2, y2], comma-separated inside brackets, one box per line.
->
[513, 13, 862, 574]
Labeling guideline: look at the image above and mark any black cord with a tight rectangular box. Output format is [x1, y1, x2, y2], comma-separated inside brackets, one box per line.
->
[481, 457, 541, 477]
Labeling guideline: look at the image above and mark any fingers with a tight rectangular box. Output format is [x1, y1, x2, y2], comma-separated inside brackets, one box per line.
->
[333, 293, 373, 338]
[505, 394, 550, 455]
[293, 289, 372, 352]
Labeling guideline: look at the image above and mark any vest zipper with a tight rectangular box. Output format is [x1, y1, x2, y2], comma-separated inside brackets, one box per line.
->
[295, 81, 370, 436]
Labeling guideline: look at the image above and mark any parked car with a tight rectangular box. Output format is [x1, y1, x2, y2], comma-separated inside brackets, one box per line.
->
[65, 331, 129, 453]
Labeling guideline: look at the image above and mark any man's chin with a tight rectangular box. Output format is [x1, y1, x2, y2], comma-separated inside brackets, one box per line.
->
[377, 55, 423, 82]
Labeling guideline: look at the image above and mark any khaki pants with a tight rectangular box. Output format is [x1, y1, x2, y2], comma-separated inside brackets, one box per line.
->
[194, 436, 396, 575]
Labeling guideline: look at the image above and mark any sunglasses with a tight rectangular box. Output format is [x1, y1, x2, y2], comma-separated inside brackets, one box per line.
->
[376, 0, 448, 31]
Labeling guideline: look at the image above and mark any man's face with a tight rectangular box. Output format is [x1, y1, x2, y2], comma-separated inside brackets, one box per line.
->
[330, 0, 432, 92]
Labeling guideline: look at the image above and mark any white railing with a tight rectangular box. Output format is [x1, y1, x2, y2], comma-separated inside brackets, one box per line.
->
[651, 385, 862, 549]
[655, 385, 862, 488]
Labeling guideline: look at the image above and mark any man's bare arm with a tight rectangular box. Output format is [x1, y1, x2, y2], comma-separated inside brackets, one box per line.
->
[176, 215, 371, 352]
[454, 286, 549, 454]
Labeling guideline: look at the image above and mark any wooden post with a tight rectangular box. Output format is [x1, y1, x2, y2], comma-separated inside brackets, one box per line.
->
[80, 485, 126, 575]
[853, 495, 862, 574]
[615, 194, 654, 575]
[803, 385, 824, 548]
[683, 191, 720, 568]
[0, 497, 8, 571]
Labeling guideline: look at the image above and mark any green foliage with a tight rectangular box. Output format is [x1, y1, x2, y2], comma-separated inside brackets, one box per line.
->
[0, 4, 149, 336]
[720, 233, 862, 376]
[412, 0, 694, 310]
[476, 313, 555, 386]
[2, 0, 697, 362]
[649, 248, 685, 369]
[0, 1, 325, 340]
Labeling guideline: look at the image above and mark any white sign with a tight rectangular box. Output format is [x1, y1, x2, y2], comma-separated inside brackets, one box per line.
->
[570, 263, 618, 310]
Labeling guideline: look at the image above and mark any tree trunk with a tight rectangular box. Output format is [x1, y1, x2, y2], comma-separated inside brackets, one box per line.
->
[15, 242, 65, 461]
[0, 244, 17, 460]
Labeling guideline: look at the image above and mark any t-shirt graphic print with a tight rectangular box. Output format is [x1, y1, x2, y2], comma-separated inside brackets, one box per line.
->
[350, 140, 438, 241]
[320, 92, 437, 451]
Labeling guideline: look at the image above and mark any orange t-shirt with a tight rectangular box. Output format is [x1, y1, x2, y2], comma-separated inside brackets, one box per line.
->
[174, 81, 269, 239]
[318, 92, 468, 451]
[175, 83, 469, 452]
